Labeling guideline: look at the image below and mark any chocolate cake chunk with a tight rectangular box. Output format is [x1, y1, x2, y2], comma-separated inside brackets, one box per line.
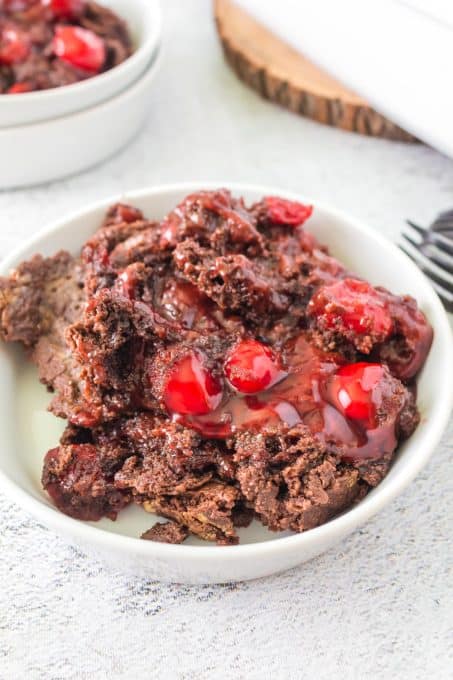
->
[307, 278, 433, 381]
[66, 288, 163, 425]
[42, 443, 130, 521]
[234, 423, 364, 533]
[0, 251, 81, 346]
[170, 191, 344, 330]
[0, 191, 433, 543]
[141, 521, 189, 545]
[110, 416, 224, 497]
[143, 482, 241, 546]
[0, 251, 89, 420]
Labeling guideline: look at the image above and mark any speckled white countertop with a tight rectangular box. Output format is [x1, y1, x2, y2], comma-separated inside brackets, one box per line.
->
[0, 2, 452, 678]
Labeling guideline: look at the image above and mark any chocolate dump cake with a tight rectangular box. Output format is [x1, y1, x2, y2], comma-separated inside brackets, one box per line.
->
[0, 191, 433, 545]
[0, 0, 132, 94]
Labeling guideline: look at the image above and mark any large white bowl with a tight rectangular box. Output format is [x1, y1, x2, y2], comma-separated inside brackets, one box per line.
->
[0, 50, 161, 189]
[0, 183, 451, 584]
[0, 0, 162, 128]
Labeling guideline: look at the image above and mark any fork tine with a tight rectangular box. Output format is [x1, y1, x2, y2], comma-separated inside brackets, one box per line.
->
[406, 219, 426, 235]
[406, 219, 453, 256]
[421, 244, 453, 272]
[399, 240, 453, 294]
[401, 230, 421, 249]
[399, 244, 453, 311]
[428, 280, 453, 312]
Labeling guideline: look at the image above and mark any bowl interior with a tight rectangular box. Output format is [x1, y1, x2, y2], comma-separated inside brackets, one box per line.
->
[0, 184, 451, 549]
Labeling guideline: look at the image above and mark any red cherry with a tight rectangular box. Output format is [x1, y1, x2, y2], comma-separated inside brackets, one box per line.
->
[113, 203, 143, 224]
[52, 25, 105, 73]
[325, 362, 385, 423]
[0, 24, 30, 65]
[265, 196, 313, 227]
[224, 339, 285, 394]
[7, 80, 33, 93]
[308, 278, 393, 339]
[71, 408, 101, 428]
[43, 0, 85, 19]
[116, 267, 138, 300]
[163, 351, 223, 416]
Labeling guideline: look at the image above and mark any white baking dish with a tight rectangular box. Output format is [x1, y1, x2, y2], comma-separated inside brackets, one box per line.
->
[0, 50, 161, 188]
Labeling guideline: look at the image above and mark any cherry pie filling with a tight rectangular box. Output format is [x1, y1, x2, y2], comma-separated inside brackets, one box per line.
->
[0, 192, 434, 541]
[76, 194, 432, 465]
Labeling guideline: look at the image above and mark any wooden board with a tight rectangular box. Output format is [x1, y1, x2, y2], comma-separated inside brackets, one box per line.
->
[214, 0, 416, 141]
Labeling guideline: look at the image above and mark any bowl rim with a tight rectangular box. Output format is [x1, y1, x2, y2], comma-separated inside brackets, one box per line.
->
[0, 181, 451, 563]
[0, 0, 162, 106]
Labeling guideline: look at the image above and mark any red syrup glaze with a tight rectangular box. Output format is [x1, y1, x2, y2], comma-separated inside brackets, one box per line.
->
[159, 279, 219, 331]
[116, 266, 139, 300]
[174, 336, 402, 463]
[383, 296, 433, 381]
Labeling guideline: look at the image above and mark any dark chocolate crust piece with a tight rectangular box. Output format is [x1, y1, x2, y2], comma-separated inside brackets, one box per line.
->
[0, 251, 89, 420]
[141, 522, 189, 545]
[42, 443, 130, 521]
[143, 482, 242, 546]
[234, 423, 365, 533]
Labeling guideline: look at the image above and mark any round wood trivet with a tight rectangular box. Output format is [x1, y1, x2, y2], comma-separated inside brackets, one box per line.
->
[214, 0, 415, 141]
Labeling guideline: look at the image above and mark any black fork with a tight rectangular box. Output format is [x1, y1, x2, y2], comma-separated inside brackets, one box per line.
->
[399, 212, 453, 313]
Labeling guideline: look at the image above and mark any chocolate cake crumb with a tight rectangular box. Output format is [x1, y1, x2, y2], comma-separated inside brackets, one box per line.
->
[143, 482, 241, 546]
[141, 522, 189, 545]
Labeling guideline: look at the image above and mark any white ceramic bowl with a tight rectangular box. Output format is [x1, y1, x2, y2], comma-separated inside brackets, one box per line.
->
[0, 0, 161, 128]
[0, 183, 451, 584]
[0, 50, 161, 189]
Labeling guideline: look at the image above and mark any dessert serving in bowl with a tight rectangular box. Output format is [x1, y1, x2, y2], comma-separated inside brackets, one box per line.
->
[0, 183, 451, 584]
[0, 0, 161, 126]
[0, 0, 162, 188]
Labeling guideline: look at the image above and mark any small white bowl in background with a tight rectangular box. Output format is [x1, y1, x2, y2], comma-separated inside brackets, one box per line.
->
[0, 183, 451, 584]
[0, 50, 161, 189]
[0, 0, 161, 128]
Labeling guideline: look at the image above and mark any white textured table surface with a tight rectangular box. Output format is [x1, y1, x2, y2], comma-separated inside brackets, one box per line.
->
[0, 2, 452, 678]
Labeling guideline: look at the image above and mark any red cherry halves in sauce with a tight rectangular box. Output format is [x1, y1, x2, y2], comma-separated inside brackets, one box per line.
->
[308, 278, 393, 340]
[0, 24, 30, 64]
[264, 196, 313, 227]
[44, 0, 85, 19]
[325, 362, 385, 425]
[52, 25, 105, 72]
[7, 80, 32, 93]
[224, 339, 286, 394]
[164, 350, 223, 416]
